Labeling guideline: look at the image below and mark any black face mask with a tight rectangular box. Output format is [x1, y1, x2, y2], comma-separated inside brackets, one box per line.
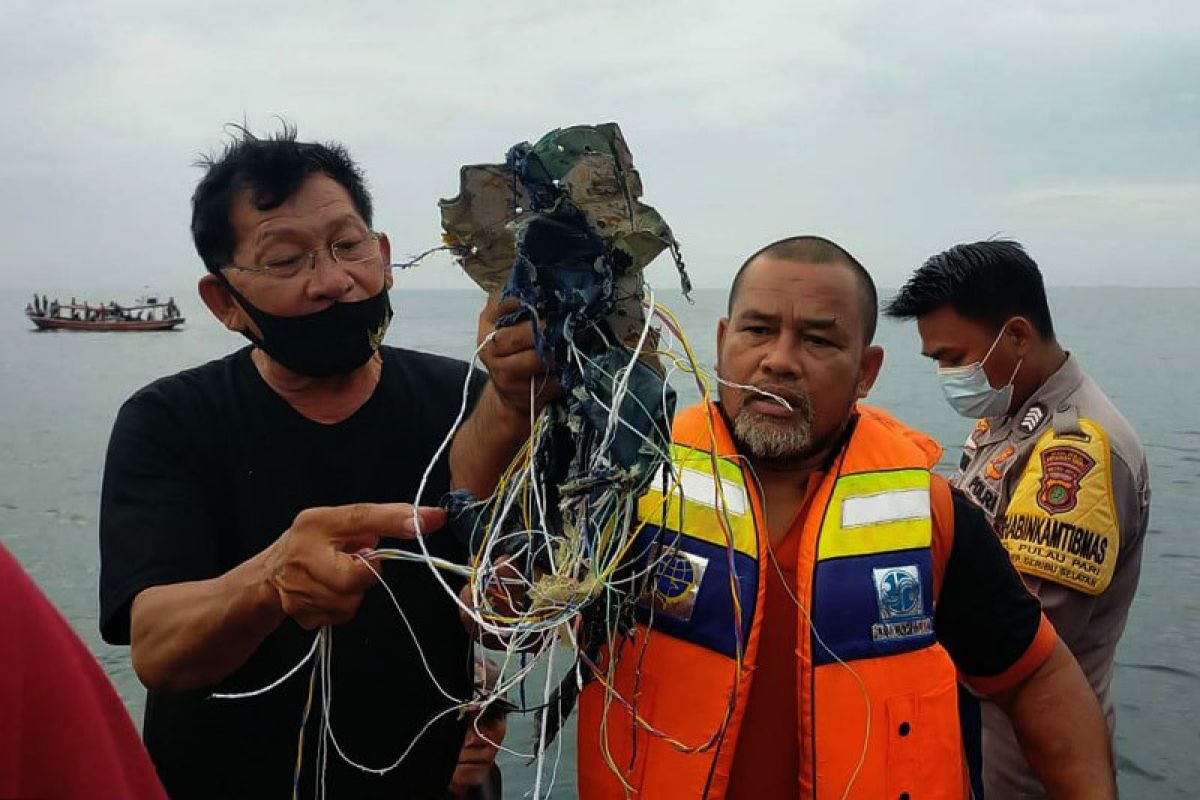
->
[218, 277, 394, 378]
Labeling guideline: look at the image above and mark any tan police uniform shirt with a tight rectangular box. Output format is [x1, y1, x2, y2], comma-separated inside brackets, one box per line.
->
[952, 354, 1150, 799]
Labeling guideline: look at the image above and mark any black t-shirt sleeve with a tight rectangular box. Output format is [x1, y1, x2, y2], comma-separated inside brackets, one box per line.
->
[99, 389, 222, 645]
[934, 488, 1044, 677]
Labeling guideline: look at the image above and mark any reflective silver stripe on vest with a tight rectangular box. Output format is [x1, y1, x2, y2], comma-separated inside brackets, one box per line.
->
[650, 463, 749, 517]
[839, 488, 930, 529]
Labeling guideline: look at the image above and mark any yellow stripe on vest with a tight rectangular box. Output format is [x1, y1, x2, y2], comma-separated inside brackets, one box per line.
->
[818, 469, 932, 560]
[637, 444, 758, 559]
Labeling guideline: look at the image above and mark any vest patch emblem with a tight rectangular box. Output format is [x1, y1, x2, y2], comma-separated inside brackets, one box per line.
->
[1036, 446, 1095, 514]
[984, 444, 1018, 481]
[871, 566, 933, 643]
[643, 545, 707, 622]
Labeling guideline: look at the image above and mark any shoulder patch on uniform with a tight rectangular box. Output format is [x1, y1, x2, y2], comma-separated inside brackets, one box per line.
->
[1018, 402, 1048, 435]
[997, 419, 1119, 596]
[984, 444, 1017, 481]
[1035, 446, 1094, 513]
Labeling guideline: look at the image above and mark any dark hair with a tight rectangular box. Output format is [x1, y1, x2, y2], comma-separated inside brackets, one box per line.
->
[884, 239, 1055, 339]
[190, 122, 374, 273]
[728, 235, 878, 344]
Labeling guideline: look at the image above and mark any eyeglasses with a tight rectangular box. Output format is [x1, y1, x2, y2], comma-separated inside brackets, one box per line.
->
[469, 697, 517, 727]
[221, 232, 383, 280]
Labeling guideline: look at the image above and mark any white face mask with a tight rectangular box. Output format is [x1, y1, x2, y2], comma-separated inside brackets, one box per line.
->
[936, 325, 1022, 419]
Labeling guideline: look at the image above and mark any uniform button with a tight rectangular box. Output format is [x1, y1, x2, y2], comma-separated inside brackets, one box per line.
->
[898, 721, 911, 736]
[900, 793, 911, 800]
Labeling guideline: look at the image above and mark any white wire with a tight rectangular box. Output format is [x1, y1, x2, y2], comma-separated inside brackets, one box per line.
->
[210, 288, 716, 789]
[210, 633, 321, 700]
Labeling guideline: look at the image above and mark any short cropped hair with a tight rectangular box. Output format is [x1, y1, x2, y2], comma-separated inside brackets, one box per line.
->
[884, 239, 1055, 339]
[190, 122, 374, 274]
[728, 235, 878, 344]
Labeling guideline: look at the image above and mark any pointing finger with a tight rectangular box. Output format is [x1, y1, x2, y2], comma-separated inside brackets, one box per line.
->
[302, 504, 448, 547]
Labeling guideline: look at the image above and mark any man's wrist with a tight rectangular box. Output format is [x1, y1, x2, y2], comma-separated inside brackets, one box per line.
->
[482, 384, 533, 444]
[233, 547, 287, 627]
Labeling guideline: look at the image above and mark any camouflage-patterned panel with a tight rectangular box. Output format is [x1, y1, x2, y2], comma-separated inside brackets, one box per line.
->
[437, 122, 678, 295]
[438, 164, 531, 292]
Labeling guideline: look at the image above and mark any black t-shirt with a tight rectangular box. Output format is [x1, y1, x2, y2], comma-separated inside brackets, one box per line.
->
[935, 486, 1046, 679]
[100, 346, 485, 799]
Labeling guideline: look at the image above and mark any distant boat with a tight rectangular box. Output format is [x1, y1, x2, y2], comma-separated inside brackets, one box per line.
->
[25, 297, 185, 332]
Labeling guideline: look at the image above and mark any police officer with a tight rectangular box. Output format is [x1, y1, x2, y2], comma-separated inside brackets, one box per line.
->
[886, 239, 1150, 799]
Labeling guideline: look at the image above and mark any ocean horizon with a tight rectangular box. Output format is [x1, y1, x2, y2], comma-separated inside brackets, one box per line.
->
[1, 284, 1196, 798]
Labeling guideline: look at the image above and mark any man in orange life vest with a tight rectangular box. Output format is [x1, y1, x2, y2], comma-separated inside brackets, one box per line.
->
[573, 236, 1115, 799]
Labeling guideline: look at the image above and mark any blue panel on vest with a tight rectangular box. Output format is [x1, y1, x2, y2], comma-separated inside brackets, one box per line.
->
[632, 524, 757, 659]
[811, 548, 936, 666]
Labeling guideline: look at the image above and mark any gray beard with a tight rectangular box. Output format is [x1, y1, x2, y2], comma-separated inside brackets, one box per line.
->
[732, 398, 815, 463]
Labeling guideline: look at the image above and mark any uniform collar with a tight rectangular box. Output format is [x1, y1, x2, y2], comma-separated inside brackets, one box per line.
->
[978, 352, 1084, 444]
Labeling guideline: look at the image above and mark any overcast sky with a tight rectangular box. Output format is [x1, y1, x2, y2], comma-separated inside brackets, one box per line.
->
[3, 0, 1197, 294]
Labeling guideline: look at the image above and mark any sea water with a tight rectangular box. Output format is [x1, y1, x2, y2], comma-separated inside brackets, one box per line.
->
[0, 285, 1196, 798]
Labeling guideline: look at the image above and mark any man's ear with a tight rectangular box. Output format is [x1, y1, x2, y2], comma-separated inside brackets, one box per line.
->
[1007, 316, 1037, 359]
[856, 344, 885, 399]
[378, 233, 394, 290]
[715, 316, 729, 371]
[198, 274, 252, 334]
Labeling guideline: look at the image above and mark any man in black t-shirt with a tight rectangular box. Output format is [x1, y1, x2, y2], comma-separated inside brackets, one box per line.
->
[100, 126, 541, 799]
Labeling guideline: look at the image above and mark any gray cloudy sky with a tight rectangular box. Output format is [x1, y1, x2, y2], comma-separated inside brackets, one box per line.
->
[2, 0, 1198, 293]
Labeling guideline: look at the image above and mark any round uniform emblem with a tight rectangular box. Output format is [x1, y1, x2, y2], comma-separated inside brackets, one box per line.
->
[1036, 445, 1096, 514]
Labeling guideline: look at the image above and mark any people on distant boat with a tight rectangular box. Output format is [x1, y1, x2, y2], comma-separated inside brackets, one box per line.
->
[28, 298, 185, 328]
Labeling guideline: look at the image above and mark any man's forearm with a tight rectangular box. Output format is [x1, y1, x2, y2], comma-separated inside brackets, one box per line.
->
[130, 549, 284, 692]
[995, 639, 1115, 799]
[449, 383, 532, 499]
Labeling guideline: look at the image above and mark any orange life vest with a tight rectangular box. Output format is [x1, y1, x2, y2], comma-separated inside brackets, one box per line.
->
[577, 402, 967, 799]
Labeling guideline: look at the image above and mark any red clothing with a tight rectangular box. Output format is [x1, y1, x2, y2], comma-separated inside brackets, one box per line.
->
[0, 543, 166, 800]
[726, 477, 819, 800]
[726, 517, 803, 798]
